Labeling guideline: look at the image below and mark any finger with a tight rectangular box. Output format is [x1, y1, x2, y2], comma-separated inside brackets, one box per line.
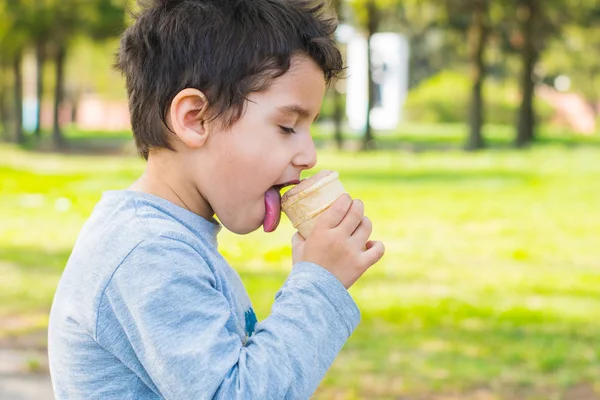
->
[350, 216, 372, 246]
[315, 193, 353, 230]
[291, 232, 305, 264]
[292, 232, 305, 247]
[361, 240, 385, 267]
[338, 199, 364, 236]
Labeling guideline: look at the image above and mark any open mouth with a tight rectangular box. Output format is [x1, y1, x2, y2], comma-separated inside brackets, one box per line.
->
[263, 180, 301, 233]
[274, 180, 301, 192]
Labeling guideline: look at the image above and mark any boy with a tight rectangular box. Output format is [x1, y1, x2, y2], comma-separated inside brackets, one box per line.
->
[48, 0, 385, 398]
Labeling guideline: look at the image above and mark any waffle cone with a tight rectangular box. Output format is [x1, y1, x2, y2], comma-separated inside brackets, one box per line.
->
[281, 170, 347, 238]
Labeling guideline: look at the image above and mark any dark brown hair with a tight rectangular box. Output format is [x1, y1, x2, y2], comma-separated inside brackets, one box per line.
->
[115, 0, 344, 159]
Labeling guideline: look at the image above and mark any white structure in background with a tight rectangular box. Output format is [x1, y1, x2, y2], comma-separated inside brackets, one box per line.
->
[23, 51, 38, 132]
[343, 29, 409, 132]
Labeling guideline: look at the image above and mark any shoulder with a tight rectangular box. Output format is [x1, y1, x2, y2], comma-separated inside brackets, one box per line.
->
[90, 190, 219, 258]
[111, 235, 218, 287]
[75, 190, 222, 299]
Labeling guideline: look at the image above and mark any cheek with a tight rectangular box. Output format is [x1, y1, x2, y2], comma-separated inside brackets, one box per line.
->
[212, 150, 266, 208]
[221, 140, 281, 186]
[209, 127, 289, 204]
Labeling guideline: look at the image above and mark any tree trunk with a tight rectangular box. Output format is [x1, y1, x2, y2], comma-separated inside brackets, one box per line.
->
[333, 85, 344, 150]
[363, 0, 379, 151]
[0, 62, 8, 141]
[13, 51, 24, 144]
[466, 0, 488, 151]
[331, 0, 344, 150]
[53, 45, 66, 148]
[35, 41, 45, 137]
[588, 67, 598, 117]
[515, 0, 539, 148]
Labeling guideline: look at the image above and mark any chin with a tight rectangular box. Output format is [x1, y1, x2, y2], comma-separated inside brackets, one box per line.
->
[228, 226, 258, 235]
[217, 202, 266, 235]
[221, 217, 263, 235]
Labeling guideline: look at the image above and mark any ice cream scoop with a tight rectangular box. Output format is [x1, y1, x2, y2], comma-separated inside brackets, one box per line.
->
[281, 170, 347, 238]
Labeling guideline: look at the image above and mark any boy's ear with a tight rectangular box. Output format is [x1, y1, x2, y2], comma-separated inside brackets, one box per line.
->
[169, 88, 210, 149]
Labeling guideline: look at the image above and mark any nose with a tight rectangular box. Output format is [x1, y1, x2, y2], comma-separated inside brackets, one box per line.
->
[292, 134, 317, 171]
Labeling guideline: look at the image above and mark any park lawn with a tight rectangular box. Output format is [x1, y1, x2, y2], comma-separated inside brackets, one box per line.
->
[1, 128, 599, 399]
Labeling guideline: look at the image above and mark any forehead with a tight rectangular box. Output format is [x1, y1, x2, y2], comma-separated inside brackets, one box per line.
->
[252, 56, 327, 115]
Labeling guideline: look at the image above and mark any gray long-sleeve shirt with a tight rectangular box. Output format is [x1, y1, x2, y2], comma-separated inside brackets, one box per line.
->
[48, 190, 360, 399]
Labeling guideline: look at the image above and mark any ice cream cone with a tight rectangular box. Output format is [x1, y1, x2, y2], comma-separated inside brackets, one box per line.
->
[281, 170, 347, 238]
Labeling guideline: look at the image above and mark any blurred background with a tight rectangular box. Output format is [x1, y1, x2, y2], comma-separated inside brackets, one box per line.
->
[1, 0, 599, 399]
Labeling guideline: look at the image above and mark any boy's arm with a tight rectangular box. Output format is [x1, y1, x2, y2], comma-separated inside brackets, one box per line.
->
[97, 236, 360, 400]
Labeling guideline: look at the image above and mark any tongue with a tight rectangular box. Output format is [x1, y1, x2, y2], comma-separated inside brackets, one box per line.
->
[263, 187, 282, 233]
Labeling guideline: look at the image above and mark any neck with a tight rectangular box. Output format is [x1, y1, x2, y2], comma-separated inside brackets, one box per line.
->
[129, 151, 214, 221]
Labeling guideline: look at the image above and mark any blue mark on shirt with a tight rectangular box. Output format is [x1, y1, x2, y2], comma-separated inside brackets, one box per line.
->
[244, 308, 257, 337]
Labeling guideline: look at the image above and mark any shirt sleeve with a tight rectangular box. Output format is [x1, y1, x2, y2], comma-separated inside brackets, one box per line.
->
[96, 236, 360, 400]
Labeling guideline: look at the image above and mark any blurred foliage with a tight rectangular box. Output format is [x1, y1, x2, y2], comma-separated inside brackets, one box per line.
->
[543, 24, 600, 105]
[404, 71, 553, 125]
[0, 0, 127, 145]
[0, 0, 598, 145]
[336, 0, 598, 148]
[0, 0, 127, 54]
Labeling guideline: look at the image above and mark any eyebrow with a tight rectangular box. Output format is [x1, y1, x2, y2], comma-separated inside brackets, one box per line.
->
[277, 105, 320, 122]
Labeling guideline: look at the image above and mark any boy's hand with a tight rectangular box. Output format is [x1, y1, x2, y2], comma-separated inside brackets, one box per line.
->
[292, 194, 385, 289]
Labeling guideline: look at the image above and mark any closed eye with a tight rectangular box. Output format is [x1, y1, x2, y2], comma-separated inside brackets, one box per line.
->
[279, 126, 296, 135]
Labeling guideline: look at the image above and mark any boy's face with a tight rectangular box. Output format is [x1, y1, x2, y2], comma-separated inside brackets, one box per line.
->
[196, 55, 326, 234]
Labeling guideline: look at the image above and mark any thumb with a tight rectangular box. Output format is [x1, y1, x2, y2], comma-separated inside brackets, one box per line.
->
[291, 232, 305, 265]
[292, 231, 305, 248]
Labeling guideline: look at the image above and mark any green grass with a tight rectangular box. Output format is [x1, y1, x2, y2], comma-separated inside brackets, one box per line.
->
[1, 126, 600, 399]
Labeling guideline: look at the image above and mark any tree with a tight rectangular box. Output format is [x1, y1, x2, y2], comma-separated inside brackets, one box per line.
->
[0, 0, 29, 144]
[394, 2, 455, 88]
[441, 0, 491, 150]
[348, 0, 398, 150]
[465, 0, 489, 150]
[331, 0, 345, 150]
[0, 5, 11, 141]
[514, 0, 542, 147]
[47, 0, 127, 148]
[363, 0, 379, 150]
[537, 4, 600, 127]
[395, 0, 491, 150]
[0, 0, 127, 147]
[35, 41, 46, 137]
[543, 24, 600, 115]
[0, 60, 6, 141]
[44, 0, 81, 148]
[30, 0, 54, 137]
[12, 51, 25, 144]
[508, 0, 597, 146]
[52, 43, 67, 148]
